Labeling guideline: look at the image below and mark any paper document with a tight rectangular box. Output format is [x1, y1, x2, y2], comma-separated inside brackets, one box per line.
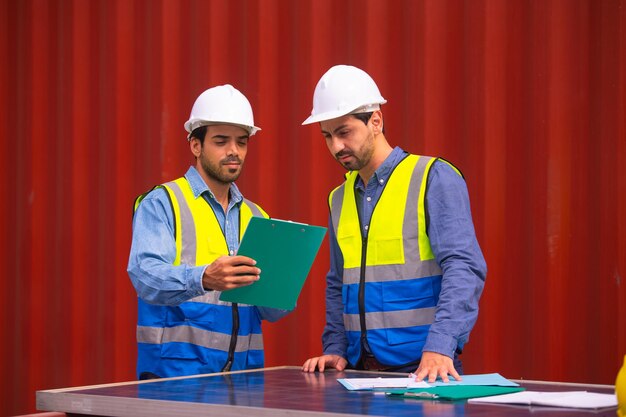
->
[338, 373, 518, 391]
[219, 217, 326, 310]
[338, 377, 429, 391]
[468, 390, 617, 409]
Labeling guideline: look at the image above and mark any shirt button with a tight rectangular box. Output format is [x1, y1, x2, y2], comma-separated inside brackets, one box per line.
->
[364, 225, 369, 230]
[379, 178, 385, 184]
[229, 249, 234, 255]
[366, 197, 372, 202]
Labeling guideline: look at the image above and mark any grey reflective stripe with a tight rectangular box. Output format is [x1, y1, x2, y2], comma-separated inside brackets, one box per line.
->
[137, 325, 264, 352]
[343, 307, 436, 331]
[406, 156, 431, 262]
[243, 199, 263, 217]
[164, 181, 197, 266]
[189, 291, 230, 306]
[342, 259, 442, 284]
[329, 185, 345, 236]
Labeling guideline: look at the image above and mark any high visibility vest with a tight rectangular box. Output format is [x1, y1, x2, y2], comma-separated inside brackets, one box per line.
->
[134, 177, 269, 378]
[329, 154, 458, 367]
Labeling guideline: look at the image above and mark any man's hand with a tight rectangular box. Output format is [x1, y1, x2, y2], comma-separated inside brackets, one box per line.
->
[202, 255, 260, 291]
[302, 355, 347, 373]
[413, 351, 461, 383]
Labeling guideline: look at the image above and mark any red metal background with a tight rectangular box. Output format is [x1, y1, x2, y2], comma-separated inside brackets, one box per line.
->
[2, 0, 625, 414]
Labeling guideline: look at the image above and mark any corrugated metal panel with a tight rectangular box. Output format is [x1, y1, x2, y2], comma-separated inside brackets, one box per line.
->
[2, 0, 624, 414]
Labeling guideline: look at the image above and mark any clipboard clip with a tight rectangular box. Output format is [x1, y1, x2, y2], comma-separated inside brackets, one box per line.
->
[272, 218, 309, 226]
[404, 392, 439, 399]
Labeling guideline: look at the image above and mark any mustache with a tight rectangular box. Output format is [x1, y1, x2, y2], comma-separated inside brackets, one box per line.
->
[335, 150, 353, 159]
[221, 157, 242, 164]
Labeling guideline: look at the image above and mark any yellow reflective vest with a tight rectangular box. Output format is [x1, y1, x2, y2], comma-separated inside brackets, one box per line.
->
[135, 177, 269, 377]
[329, 154, 453, 367]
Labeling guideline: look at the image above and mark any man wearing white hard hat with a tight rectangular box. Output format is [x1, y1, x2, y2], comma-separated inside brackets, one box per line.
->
[128, 85, 290, 379]
[301, 65, 486, 383]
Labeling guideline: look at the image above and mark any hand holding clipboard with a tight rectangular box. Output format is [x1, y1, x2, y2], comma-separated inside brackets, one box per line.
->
[219, 217, 327, 310]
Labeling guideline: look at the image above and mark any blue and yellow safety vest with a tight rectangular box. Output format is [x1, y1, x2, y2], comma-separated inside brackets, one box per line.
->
[134, 177, 268, 377]
[329, 154, 457, 367]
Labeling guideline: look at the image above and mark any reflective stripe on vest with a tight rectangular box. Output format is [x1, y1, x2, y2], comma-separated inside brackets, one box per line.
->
[343, 307, 437, 331]
[135, 177, 268, 376]
[137, 324, 265, 352]
[329, 154, 445, 366]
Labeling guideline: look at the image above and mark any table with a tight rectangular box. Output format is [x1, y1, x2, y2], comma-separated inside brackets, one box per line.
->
[36, 366, 617, 417]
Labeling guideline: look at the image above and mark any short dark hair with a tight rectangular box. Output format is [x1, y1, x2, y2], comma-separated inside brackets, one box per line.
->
[351, 112, 385, 134]
[189, 125, 207, 144]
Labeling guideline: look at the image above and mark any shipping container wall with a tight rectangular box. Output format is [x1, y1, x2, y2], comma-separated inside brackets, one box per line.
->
[1, 0, 625, 414]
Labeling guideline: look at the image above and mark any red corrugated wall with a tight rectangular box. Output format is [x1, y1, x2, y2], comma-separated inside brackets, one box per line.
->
[2, 0, 625, 414]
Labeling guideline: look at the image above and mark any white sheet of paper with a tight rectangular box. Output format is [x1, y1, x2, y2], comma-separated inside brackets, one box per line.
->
[337, 377, 430, 391]
[468, 390, 617, 409]
[338, 372, 519, 391]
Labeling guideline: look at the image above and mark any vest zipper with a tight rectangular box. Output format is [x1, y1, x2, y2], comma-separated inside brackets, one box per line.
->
[203, 196, 240, 372]
[346, 154, 410, 365]
[222, 303, 239, 372]
[358, 234, 369, 354]
[355, 165, 405, 360]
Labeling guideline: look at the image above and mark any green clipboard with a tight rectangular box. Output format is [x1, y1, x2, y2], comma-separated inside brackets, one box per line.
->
[218, 217, 327, 310]
[385, 386, 526, 401]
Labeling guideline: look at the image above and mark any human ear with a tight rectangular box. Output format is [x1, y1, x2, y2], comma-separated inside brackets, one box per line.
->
[370, 110, 384, 134]
[189, 138, 202, 158]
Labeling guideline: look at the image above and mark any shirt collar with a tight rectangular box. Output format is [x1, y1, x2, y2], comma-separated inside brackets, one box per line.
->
[355, 146, 408, 191]
[184, 166, 243, 204]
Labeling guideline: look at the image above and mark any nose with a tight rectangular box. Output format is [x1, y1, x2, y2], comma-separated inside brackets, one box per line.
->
[226, 140, 239, 156]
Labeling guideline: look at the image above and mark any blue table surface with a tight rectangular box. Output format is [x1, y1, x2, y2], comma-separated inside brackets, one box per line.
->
[36, 366, 617, 417]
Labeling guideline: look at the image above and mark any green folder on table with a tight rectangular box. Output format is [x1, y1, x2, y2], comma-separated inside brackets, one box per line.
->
[386, 386, 526, 401]
[219, 217, 327, 310]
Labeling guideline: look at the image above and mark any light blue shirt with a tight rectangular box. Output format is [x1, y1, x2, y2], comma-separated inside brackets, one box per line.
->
[322, 147, 487, 359]
[127, 166, 287, 321]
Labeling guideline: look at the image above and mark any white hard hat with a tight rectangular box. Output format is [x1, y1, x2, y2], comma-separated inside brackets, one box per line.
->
[184, 84, 261, 138]
[302, 65, 387, 125]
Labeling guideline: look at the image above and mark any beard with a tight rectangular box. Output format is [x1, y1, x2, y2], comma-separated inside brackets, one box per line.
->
[335, 131, 375, 171]
[200, 155, 243, 184]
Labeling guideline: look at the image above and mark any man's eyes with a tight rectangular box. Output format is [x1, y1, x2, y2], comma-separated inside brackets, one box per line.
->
[323, 130, 350, 140]
[212, 139, 247, 146]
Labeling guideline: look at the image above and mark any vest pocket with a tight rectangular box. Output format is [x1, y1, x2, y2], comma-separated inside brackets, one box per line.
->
[386, 324, 430, 346]
[204, 249, 225, 265]
[381, 278, 436, 311]
[160, 304, 217, 360]
[381, 278, 437, 346]
[168, 302, 217, 324]
[370, 236, 404, 265]
[337, 233, 362, 268]
[161, 340, 208, 362]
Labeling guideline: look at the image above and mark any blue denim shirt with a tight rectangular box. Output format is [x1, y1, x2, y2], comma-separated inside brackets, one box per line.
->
[322, 147, 487, 359]
[127, 166, 287, 321]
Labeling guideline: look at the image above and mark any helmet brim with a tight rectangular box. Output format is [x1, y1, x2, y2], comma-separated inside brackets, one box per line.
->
[301, 102, 386, 125]
[184, 119, 261, 138]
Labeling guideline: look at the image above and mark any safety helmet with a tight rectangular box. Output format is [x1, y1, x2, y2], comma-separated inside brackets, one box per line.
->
[184, 84, 261, 139]
[302, 65, 386, 125]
